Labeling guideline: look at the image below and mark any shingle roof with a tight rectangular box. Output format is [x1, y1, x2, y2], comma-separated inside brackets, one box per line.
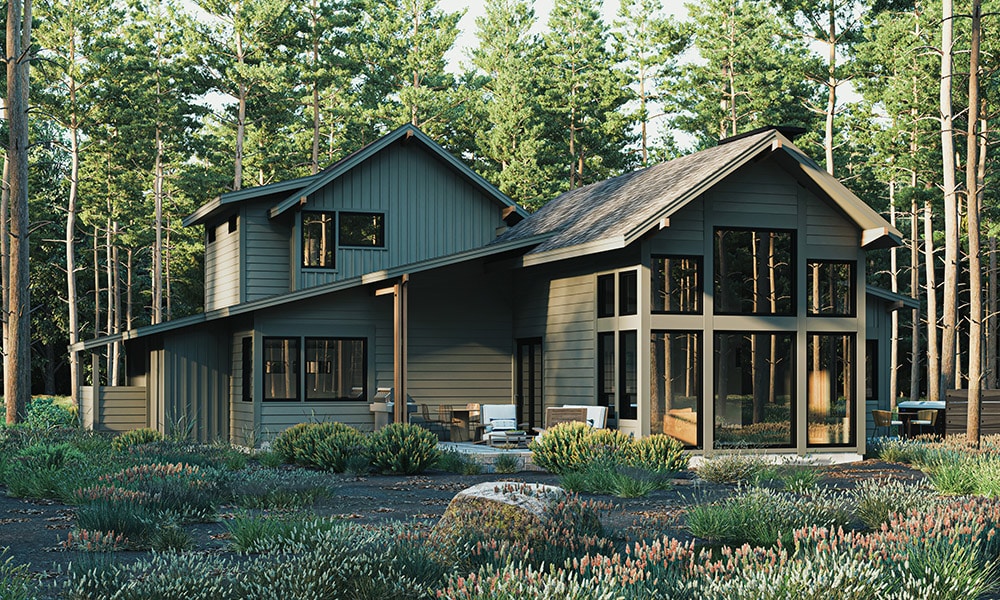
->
[493, 129, 900, 262]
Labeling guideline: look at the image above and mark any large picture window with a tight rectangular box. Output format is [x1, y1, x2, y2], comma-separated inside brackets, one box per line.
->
[652, 256, 701, 313]
[339, 212, 385, 247]
[714, 332, 794, 447]
[807, 334, 855, 446]
[651, 331, 701, 447]
[263, 338, 299, 401]
[302, 212, 336, 268]
[807, 261, 855, 316]
[305, 338, 367, 401]
[714, 229, 794, 315]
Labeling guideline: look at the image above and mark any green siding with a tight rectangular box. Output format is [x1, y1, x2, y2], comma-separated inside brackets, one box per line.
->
[230, 329, 254, 446]
[154, 329, 230, 442]
[204, 218, 240, 310]
[243, 203, 291, 302]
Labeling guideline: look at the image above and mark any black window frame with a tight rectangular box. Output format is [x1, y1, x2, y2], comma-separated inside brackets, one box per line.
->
[241, 337, 252, 403]
[651, 255, 703, 315]
[597, 332, 616, 420]
[713, 227, 796, 316]
[619, 330, 638, 420]
[338, 211, 385, 248]
[304, 337, 368, 402]
[262, 337, 301, 402]
[619, 270, 638, 316]
[806, 332, 857, 448]
[806, 259, 856, 317]
[597, 274, 616, 318]
[650, 330, 703, 448]
[301, 210, 337, 270]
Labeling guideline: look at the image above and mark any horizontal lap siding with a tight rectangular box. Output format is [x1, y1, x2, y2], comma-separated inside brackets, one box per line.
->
[806, 190, 859, 252]
[408, 266, 513, 408]
[204, 221, 240, 310]
[231, 330, 254, 446]
[710, 162, 799, 229]
[244, 205, 291, 301]
[544, 274, 595, 405]
[298, 144, 504, 290]
[98, 387, 147, 431]
[650, 203, 704, 254]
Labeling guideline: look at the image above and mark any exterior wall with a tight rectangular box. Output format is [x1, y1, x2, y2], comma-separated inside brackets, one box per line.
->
[642, 157, 866, 454]
[230, 329, 255, 446]
[80, 386, 147, 432]
[294, 142, 508, 290]
[243, 202, 292, 302]
[204, 217, 241, 310]
[865, 296, 893, 434]
[149, 328, 231, 442]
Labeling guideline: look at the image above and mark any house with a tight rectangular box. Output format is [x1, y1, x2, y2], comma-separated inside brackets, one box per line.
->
[75, 124, 905, 456]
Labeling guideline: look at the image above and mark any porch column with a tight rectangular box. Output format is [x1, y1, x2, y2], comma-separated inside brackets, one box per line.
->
[378, 274, 409, 424]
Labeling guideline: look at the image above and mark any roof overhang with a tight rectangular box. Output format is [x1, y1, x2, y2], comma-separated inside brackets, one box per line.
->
[183, 175, 319, 227]
[866, 285, 920, 310]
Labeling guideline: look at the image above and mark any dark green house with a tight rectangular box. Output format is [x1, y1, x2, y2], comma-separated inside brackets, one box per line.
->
[76, 124, 905, 456]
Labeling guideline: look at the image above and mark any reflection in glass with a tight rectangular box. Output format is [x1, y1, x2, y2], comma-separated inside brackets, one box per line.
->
[619, 331, 637, 420]
[339, 212, 384, 247]
[714, 229, 793, 314]
[302, 212, 335, 268]
[807, 261, 854, 316]
[714, 332, 794, 447]
[807, 334, 854, 445]
[263, 338, 299, 400]
[651, 331, 701, 447]
[652, 257, 701, 313]
[305, 338, 366, 401]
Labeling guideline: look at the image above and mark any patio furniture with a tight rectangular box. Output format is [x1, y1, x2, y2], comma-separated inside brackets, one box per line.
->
[450, 403, 480, 442]
[909, 409, 938, 437]
[870, 409, 902, 442]
[532, 406, 592, 439]
[480, 404, 527, 447]
[561, 405, 608, 429]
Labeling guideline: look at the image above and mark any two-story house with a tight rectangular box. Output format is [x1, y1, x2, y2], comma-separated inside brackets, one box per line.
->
[75, 124, 911, 457]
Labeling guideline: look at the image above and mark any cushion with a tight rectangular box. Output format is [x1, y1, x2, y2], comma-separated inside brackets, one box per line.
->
[489, 419, 517, 430]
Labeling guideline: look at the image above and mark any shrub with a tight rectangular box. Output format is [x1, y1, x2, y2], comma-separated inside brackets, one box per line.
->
[368, 423, 440, 475]
[74, 499, 157, 546]
[150, 524, 195, 552]
[13, 441, 85, 470]
[851, 478, 935, 530]
[558, 456, 660, 498]
[94, 463, 222, 521]
[271, 423, 314, 464]
[230, 467, 330, 509]
[694, 453, 773, 484]
[3, 442, 90, 500]
[436, 449, 482, 475]
[529, 422, 634, 475]
[127, 440, 248, 471]
[24, 396, 77, 429]
[111, 428, 164, 452]
[627, 434, 689, 473]
[308, 423, 367, 472]
[255, 450, 283, 468]
[344, 453, 372, 476]
[492, 453, 521, 474]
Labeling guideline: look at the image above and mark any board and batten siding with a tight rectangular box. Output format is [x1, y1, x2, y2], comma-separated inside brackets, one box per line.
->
[230, 330, 254, 446]
[149, 328, 230, 443]
[296, 142, 507, 290]
[204, 218, 240, 311]
[243, 203, 292, 302]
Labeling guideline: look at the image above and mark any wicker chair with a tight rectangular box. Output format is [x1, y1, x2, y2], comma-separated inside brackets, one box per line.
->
[909, 409, 938, 437]
[870, 409, 902, 441]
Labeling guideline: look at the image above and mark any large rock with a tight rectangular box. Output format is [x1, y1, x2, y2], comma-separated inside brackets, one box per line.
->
[435, 481, 601, 546]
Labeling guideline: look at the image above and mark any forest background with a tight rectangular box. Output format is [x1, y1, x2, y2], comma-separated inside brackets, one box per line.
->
[0, 0, 991, 432]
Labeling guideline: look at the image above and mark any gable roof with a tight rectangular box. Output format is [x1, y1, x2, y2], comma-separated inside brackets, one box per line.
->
[183, 174, 319, 227]
[268, 124, 529, 221]
[493, 129, 902, 266]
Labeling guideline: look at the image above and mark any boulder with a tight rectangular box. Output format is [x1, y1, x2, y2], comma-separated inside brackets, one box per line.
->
[435, 481, 601, 546]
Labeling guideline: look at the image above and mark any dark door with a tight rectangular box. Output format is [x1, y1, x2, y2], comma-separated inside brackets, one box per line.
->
[516, 338, 543, 431]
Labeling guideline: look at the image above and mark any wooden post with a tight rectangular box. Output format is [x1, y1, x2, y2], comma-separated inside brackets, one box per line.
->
[394, 275, 409, 424]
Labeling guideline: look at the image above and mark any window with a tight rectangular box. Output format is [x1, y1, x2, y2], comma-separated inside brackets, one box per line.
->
[714, 229, 794, 315]
[865, 339, 878, 401]
[207, 226, 216, 244]
[807, 334, 855, 446]
[302, 212, 336, 268]
[652, 256, 701, 314]
[263, 338, 299, 401]
[597, 274, 615, 318]
[241, 337, 252, 402]
[597, 332, 616, 419]
[228, 215, 238, 234]
[339, 212, 384, 247]
[807, 261, 855, 316]
[714, 332, 794, 448]
[651, 331, 701, 447]
[619, 271, 637, 316]
[305, 338, 367, 401]
[619, 331, 638, 420]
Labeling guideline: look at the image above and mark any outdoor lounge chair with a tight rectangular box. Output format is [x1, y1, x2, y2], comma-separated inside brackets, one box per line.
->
[480, 404, 527, 447]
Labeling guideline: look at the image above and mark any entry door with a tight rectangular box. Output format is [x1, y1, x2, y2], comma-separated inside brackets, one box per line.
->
[516, 339, 543, 431]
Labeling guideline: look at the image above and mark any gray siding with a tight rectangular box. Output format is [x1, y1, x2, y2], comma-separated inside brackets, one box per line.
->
[204, 219, 240, 310]
[150, 329, 230, 442]
[243, 203, 291, 302]
[297, 143, 507, 289]
[710, 161, 799, 230]
[230, 330, 254, 446]
[80, 386, 147, 432]
[649, 201, 704, 255]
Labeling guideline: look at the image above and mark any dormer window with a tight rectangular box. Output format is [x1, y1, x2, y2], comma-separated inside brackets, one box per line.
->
[339, 212, 385, 248]
[303, 211, 336, 269]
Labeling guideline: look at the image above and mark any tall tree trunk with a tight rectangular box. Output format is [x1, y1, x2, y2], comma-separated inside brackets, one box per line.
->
[910, 195, 920, 402]
[152, 127, 163, 324]
[5, 0, 33, 423]
[111, 221, 121, 386]
[925, 199, 940, 401]
[233, 26, 246, 191]
[940, 0, 959, 398]
[966, 0, 982, 443]
[1, 154, 9, 395]
[67, 110, 80, 406]
[824, 1, 836, 175]
[126, 248, 133, 331]
[165, 220, 172, 320]
[890, 190, 899, 402]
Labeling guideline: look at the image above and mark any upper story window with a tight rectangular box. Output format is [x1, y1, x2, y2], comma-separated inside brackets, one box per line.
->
[339, 212, 385, 248]
[597, 274, 615, 318]
[597, 270, 638, 318]
[807, 260, 855, 316]
[714, 228, 794, 315]
[303, 211, 336, 269]
[619, 271, 637, 316]
[652, 256, 701, 314]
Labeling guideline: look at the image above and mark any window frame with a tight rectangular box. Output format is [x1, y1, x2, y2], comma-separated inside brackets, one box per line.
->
[262, 337, 301, 402]
[338, 211, 386, 249]
[806, 332, 857, 448]
[618, 330, 638, 420]
[597, 274, 616, 318]
[597, 332, 617, 421]
[650, 330, 703, 448]
[241, 337, 252, 403]
[712, 227, 796, 317]
[651, 255, 703, 315]
[301, 210, 337, 270]
[618, 270, 638, 316]
[303, 337, 368, 402]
